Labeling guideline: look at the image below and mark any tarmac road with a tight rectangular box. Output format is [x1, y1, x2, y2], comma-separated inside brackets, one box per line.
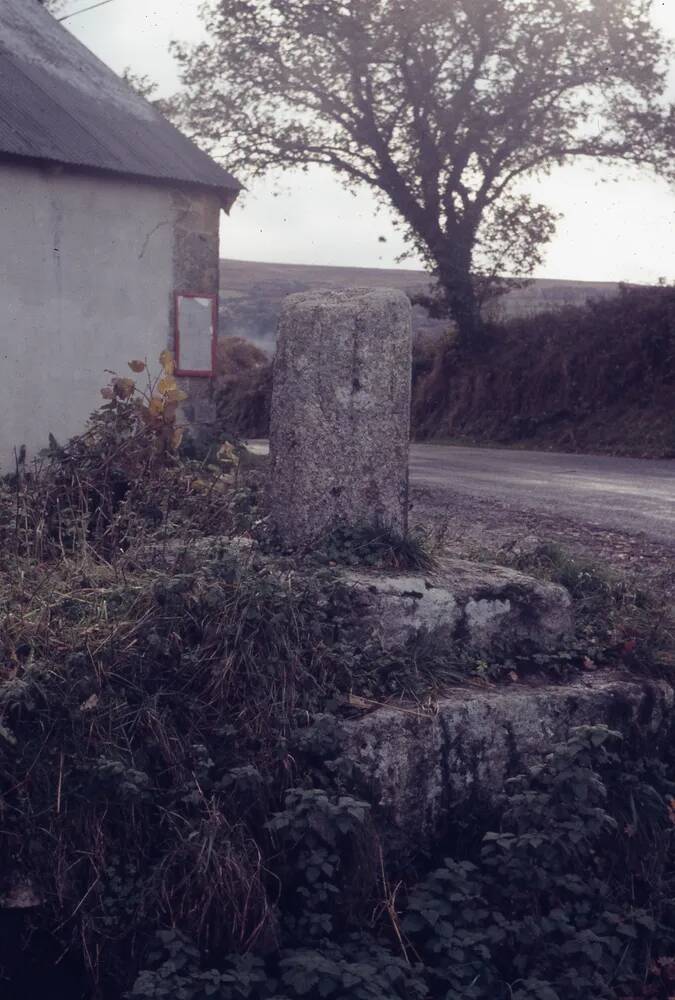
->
[409, 444, 675, 545]
[247, 440, 675, 545]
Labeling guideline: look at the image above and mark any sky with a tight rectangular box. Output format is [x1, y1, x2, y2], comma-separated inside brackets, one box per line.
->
[60, 0, 675, 282]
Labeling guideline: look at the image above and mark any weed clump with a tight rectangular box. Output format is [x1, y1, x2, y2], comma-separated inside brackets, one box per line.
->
[0, 548, 378, 992]
[495, 541, 674, 675]
[0, 355, 257, 567]
[305, 524, 438, 573]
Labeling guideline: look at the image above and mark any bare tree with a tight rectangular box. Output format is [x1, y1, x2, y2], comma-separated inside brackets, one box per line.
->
[120, 70, 177, 118]
[175, 0, 674, 348]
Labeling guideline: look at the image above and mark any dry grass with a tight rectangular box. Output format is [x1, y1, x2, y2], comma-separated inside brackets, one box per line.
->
[0, 534, 340, 989]
[215, 338, 272, 440]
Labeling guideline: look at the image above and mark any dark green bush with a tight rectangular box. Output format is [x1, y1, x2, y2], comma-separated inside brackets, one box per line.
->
[403, 726, 675, 999]
[123, 726, 675, 1000]
[412, 283, 675, 455]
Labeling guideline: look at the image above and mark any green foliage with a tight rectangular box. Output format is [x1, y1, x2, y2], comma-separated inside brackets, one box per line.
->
[266, 788, 373, 940]
[413, 283, 675, 451]
[307, 524, 438, 573]
[0, 353, 247, 561]
[124, 726, 675, 1000]
[129, 932, 269, 999]
[274, 940, 428, 999]
[402, 727, 675, 1000]
[256, 520, 438, 574]
[3, 548, 675, 1000]
[129, 932, 429, 1000]
[0, 557, 362, 987]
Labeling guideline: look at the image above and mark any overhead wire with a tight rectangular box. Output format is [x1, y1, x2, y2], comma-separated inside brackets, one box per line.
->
[57, 0, 117, 22]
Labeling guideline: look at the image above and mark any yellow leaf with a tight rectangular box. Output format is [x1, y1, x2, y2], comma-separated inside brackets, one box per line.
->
[171, 427, 184, 450]
[100, 387, 114, 400]
[166, 388, 188, 403]
[148, 396, 164, 417]
[158, 375, 178, 395]
[128, 359, 146, 373]
[163, 401, 178, 423]
[159, 349, 175, 375]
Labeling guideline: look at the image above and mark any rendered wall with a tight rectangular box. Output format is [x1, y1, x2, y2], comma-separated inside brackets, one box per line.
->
[0, 162, 222, 468]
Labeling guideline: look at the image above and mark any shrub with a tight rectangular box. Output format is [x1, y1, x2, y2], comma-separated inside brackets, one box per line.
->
[0, 354, 249, 563]
[403, 726, 675, 999]
[216, 360, 272, 440]
[412, 284, 675, 456]
[495, 541, 673, 674]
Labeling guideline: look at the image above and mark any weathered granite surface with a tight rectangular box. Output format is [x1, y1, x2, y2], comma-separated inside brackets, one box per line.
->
[269, 288, 412, 546]
[343, 556, 573, 654]
[345, 673, 674, 853]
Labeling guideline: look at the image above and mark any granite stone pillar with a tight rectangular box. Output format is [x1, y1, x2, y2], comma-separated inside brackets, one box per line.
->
[270, 288, 412, 546]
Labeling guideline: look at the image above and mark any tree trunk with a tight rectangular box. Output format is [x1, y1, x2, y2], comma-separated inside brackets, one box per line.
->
[435, 240, 486, 353]
[447, 282, 483, 351]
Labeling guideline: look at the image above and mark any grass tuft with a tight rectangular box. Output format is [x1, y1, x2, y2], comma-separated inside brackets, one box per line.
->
[494, 540, 674, 674]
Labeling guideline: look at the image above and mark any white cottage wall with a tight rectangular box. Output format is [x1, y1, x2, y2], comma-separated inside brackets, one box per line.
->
[0, 162, 177, 467]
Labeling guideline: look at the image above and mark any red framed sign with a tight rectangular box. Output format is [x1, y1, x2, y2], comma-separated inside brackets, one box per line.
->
[174, 292, 217, 376]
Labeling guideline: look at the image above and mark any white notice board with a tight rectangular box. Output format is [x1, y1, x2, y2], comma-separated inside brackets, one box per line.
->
[175, 294, 216, 375]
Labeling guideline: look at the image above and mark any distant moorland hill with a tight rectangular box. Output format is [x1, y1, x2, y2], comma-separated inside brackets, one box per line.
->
[219, 258, 621, 351]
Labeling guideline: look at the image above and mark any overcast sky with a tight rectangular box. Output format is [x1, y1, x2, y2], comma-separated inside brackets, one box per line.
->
[62, 0, 675, 282]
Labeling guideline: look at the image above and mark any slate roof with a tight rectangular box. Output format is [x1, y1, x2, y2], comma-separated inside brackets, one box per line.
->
[0, 0, 241, 208]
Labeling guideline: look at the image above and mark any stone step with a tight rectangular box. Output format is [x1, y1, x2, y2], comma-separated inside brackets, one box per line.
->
[343, 555, 573, 655]
[344, 671, 674, 855]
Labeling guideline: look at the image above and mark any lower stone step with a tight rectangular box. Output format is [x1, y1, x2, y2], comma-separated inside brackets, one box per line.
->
[344, 672, 673, 854]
